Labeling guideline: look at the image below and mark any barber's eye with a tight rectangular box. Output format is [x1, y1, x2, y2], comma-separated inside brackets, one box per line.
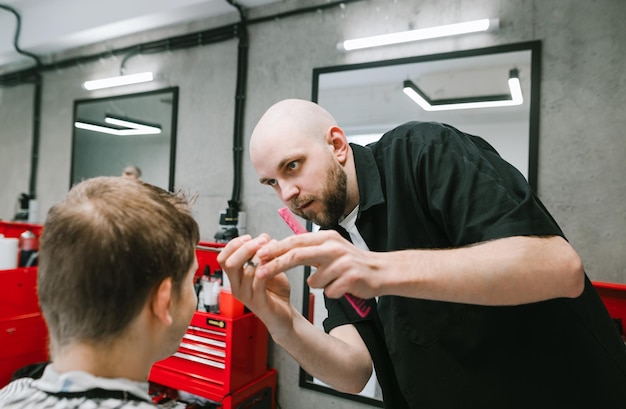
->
[287, 161, 299, 171]
[267, 179, 277, 186]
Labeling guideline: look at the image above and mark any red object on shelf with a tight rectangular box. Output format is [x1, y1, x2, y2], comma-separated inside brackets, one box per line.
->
[0, 221, 48, 388]
[219, 288, 245, 318]
[149, 310, 269, 399]
[195, 241, 225, 280]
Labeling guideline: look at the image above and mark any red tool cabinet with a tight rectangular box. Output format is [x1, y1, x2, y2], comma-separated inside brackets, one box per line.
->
[0, 221, 48, 388]
[149, 311, 269, 397]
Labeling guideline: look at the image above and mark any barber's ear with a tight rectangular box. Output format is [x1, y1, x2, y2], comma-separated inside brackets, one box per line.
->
[151, 277, 173, 326]
[327, 126, 349, 163]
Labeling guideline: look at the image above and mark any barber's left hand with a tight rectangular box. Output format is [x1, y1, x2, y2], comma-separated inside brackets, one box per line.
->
[255, 230, 378, 299]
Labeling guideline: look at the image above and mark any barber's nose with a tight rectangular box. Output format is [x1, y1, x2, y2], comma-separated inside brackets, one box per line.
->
[279, 181, 299, 203]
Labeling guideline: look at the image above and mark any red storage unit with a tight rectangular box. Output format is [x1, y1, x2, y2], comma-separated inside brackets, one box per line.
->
[0, 221, 48, 387]
[149, 310, 269, 400]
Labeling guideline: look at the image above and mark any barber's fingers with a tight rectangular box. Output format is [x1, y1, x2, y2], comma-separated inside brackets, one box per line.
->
[219, 234, 269, 269]
[255, 230, 349, 279]
[217, 234, 270, 290]
[256, 230, 343, 260]
[217, 234, 250, 268]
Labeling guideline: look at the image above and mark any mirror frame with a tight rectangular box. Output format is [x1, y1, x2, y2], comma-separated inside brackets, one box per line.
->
[70, 87, 179, 191]
[300, 40, 542, 406]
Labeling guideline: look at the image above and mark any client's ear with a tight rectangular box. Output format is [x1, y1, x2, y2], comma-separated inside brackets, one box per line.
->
[151, 277, 173, 325]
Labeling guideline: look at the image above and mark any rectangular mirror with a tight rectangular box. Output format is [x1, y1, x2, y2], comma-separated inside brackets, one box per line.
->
[301, 41, 541, 406]
[71, 87, 179, 191]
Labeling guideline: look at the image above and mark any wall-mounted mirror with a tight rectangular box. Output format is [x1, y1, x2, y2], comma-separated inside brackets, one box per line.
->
[301, 41, 541, 406]
[71, 87, 179, 191]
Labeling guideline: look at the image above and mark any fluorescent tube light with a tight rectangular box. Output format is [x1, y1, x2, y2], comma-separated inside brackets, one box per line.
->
[74, 115, 161, 136]
[83, 72, 154, 90]
[104, 116, 161, 134]
[339, 18, 499, 51]
[402, 68, 522, 111]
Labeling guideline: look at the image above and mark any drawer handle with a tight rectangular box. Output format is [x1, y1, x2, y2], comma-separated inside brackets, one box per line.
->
[183, 333, 226, 349]
[179, 342, 226, 358]
[173, 352, 226, 369]
[188, 325, 225, 338]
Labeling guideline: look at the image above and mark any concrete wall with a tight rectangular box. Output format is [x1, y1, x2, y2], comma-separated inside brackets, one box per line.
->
[1, 0, 624, 407]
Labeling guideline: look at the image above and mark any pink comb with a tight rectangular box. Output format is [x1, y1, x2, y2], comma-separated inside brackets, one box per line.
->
[278, 207, 308, 234]
[278, 207, 371, 318]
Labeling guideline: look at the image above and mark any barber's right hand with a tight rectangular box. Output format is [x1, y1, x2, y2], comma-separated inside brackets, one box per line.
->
[217, 234, 295, 334]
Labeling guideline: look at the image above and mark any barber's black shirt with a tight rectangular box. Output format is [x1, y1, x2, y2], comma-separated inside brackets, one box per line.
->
[323, 122, 626, 408]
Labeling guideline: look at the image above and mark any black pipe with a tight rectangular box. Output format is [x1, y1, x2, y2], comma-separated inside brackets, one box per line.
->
[0, 3, 42, 202]
[212, 1, 249, 241]
[228, 1, 248, 210]
[0, 4, 43, 66]
[29, 74, 42, 198]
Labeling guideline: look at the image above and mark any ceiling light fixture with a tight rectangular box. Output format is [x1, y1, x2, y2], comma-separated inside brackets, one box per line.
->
[339, 18, 499, 51]
[402, 68, 522, 111]
[74, 115, 161, 135]
[82, 71, 154, 91]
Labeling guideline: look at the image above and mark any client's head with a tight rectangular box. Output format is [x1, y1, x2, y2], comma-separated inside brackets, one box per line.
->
[38, 176, 199, 360]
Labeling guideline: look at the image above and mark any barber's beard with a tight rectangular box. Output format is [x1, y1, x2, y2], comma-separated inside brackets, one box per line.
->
[292, 161, 347, 229]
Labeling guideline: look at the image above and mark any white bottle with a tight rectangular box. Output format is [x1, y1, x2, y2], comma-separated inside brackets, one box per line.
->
[197, 267, 211, 312]
[203, 279, 217, 313]
[0, 234, 19, 270]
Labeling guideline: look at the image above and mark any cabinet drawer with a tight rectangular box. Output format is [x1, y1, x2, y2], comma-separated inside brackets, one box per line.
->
[0, 267, 40, 318]
[149, 311, 268, 396]
[0, 313, 48, 360]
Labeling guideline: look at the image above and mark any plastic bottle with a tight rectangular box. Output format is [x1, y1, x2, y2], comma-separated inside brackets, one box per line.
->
[197, 266, 211, 312]
[203, 270, 222, 314]
[18, 230, 39, 267]
[208, 271, 222, 313]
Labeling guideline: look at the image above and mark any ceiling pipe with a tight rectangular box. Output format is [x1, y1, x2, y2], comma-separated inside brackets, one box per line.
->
[0, 4, 42, 216]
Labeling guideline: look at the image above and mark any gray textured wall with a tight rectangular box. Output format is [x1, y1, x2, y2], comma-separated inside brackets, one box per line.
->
[1, 1, 625, 408]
